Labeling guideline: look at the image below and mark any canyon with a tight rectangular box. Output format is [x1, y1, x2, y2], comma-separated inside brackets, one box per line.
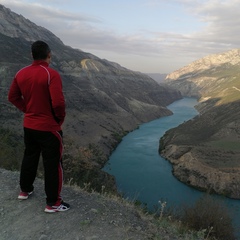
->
[160, 49, 240, 198]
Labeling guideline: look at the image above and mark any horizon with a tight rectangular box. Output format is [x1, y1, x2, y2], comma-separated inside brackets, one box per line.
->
[0, 0, 240, 74]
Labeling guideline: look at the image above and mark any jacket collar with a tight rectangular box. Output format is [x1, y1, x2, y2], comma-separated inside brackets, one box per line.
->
[32, 60, 49, 66]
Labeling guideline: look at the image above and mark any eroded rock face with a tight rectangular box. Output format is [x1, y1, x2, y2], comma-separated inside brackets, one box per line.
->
[159, 47, 240, 199]
[161, 144, 240, 199]
[161, 140, 240, 199]
[165, 49, 240, 100]
[166, 49, 240, 81]
[159, 112, 240, 199]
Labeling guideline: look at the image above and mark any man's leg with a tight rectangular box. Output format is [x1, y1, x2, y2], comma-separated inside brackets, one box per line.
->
[41, 131, 63, 206]
[20, 128, 41, 193]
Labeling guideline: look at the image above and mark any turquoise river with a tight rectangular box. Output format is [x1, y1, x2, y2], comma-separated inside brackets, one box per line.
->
[103, 98, 240, 237]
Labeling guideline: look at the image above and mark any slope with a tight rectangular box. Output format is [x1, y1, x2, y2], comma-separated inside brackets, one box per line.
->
[0, 168, 206, 240]
[160, 49, 240, 199]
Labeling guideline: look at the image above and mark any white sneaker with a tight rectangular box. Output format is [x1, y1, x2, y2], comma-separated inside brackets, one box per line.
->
[44, 201, 70, 213]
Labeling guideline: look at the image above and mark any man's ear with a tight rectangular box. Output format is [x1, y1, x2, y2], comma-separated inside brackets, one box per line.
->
[46, 52, 51, 63]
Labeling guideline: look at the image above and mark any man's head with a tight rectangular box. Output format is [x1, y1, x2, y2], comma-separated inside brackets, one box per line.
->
[31, 41, 51, 61]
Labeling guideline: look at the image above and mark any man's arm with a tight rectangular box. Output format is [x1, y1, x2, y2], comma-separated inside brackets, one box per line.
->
[8, 78, 26, 112]
[49, 72, 65, 125]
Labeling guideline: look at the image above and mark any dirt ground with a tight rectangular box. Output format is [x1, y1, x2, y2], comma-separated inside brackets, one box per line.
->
[0, 168, 163, 240]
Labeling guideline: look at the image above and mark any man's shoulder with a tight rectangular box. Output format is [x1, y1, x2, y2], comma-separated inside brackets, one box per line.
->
[42, 66, 62, 82]
[46, 66, 61, 77]
[15, 65, 32, 76]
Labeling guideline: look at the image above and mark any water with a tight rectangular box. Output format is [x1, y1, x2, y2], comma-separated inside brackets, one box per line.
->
[103, 98, 240, 237]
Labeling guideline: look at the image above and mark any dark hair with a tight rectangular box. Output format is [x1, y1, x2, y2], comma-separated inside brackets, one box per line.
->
[31, 40, 51, 60]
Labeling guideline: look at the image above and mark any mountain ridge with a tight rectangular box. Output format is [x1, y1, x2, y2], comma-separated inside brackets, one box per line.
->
[160, 48, 240, 199]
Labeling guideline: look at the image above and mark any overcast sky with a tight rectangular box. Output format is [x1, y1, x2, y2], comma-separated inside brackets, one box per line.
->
[0, 0, 239, 73]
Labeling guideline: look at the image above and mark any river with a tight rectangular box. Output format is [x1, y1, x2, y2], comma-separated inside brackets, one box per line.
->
[103, 97, 240, 237]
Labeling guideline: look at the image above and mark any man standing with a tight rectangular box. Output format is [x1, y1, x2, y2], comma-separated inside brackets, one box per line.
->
[8, 40, 70, 213]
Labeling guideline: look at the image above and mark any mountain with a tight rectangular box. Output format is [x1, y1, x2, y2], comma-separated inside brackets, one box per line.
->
[165, 49, 240, 102]
[160, 49, 240, 199]
[0, 4, 182, 192]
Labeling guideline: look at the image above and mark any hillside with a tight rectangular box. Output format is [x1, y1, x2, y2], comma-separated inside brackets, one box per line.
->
[160, 49, 240, 199]
[0, 168, 208, 240]
[0, 168, 155, 240]
[0, 4, 182, 192]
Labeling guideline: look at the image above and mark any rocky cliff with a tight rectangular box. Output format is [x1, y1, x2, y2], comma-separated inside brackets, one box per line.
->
[160, 49, 240, 199]
[0, 4, 182, 192]
[165, 49, 240, 100]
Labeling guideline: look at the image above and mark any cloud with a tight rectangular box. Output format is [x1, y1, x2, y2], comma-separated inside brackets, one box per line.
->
[1, 0, 240, 73]
[0, 0, 101, 24]
[185, 0, 240, 45]
[0, 1, 166, 56]
[150, 0, 240, 57]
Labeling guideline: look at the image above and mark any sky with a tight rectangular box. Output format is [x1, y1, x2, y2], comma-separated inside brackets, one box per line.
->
[0, 0, 240, 74]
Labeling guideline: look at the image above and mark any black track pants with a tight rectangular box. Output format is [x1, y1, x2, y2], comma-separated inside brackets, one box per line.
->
[20, 128, 63, 206]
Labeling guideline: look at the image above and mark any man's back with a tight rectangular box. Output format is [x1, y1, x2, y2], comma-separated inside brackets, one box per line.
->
[8, 60, 65, 131]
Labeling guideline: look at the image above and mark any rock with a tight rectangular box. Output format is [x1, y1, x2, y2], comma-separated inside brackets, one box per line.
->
[160, 49, 240, 199]
[161, 144, 240, 199]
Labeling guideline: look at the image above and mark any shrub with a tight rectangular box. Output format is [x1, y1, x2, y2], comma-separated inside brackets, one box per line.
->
[0, 127, 23, 170]
[180, 194, 235, 240]
[63, 144, 117, 193]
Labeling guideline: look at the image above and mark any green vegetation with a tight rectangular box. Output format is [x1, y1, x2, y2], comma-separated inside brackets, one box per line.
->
[63, 143, 117, 193]
[0, 127, 23, 170]
[111, 131, 124, 142]
[105, 191, 235, 240]
[208, 140, 240, 151]
[148, 194, 234, 239]
[178, 195, 235, 240]
[202, 66, 240, 105]
[0, 126, 115, 193]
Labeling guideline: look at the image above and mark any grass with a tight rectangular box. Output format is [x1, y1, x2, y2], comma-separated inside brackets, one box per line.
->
[0, 127, 23, 171]
[85, 180, 235, 240]
[178, 195, 235, 240]
[207, 140, 240, 151]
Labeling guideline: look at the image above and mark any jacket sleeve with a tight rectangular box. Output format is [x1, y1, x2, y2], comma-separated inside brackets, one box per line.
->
[8, 78, 26, 113]
[49, 71, 66, 125]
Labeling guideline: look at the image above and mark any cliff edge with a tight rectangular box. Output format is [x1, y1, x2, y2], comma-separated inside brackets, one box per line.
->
[0, 168, 157, 240]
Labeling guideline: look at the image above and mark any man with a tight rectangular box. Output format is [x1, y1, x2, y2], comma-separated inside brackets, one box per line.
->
[8, 40, 70, 213]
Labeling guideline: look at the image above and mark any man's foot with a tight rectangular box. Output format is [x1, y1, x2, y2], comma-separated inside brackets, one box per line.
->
[18, 191, 33, 200]
[44, 201, 70, 213]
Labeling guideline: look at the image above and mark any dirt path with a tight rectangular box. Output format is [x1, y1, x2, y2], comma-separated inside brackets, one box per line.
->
[0, 168, 162, 240]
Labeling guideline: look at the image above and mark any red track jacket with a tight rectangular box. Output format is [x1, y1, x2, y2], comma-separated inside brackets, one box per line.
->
[8, 60, 65, 132]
